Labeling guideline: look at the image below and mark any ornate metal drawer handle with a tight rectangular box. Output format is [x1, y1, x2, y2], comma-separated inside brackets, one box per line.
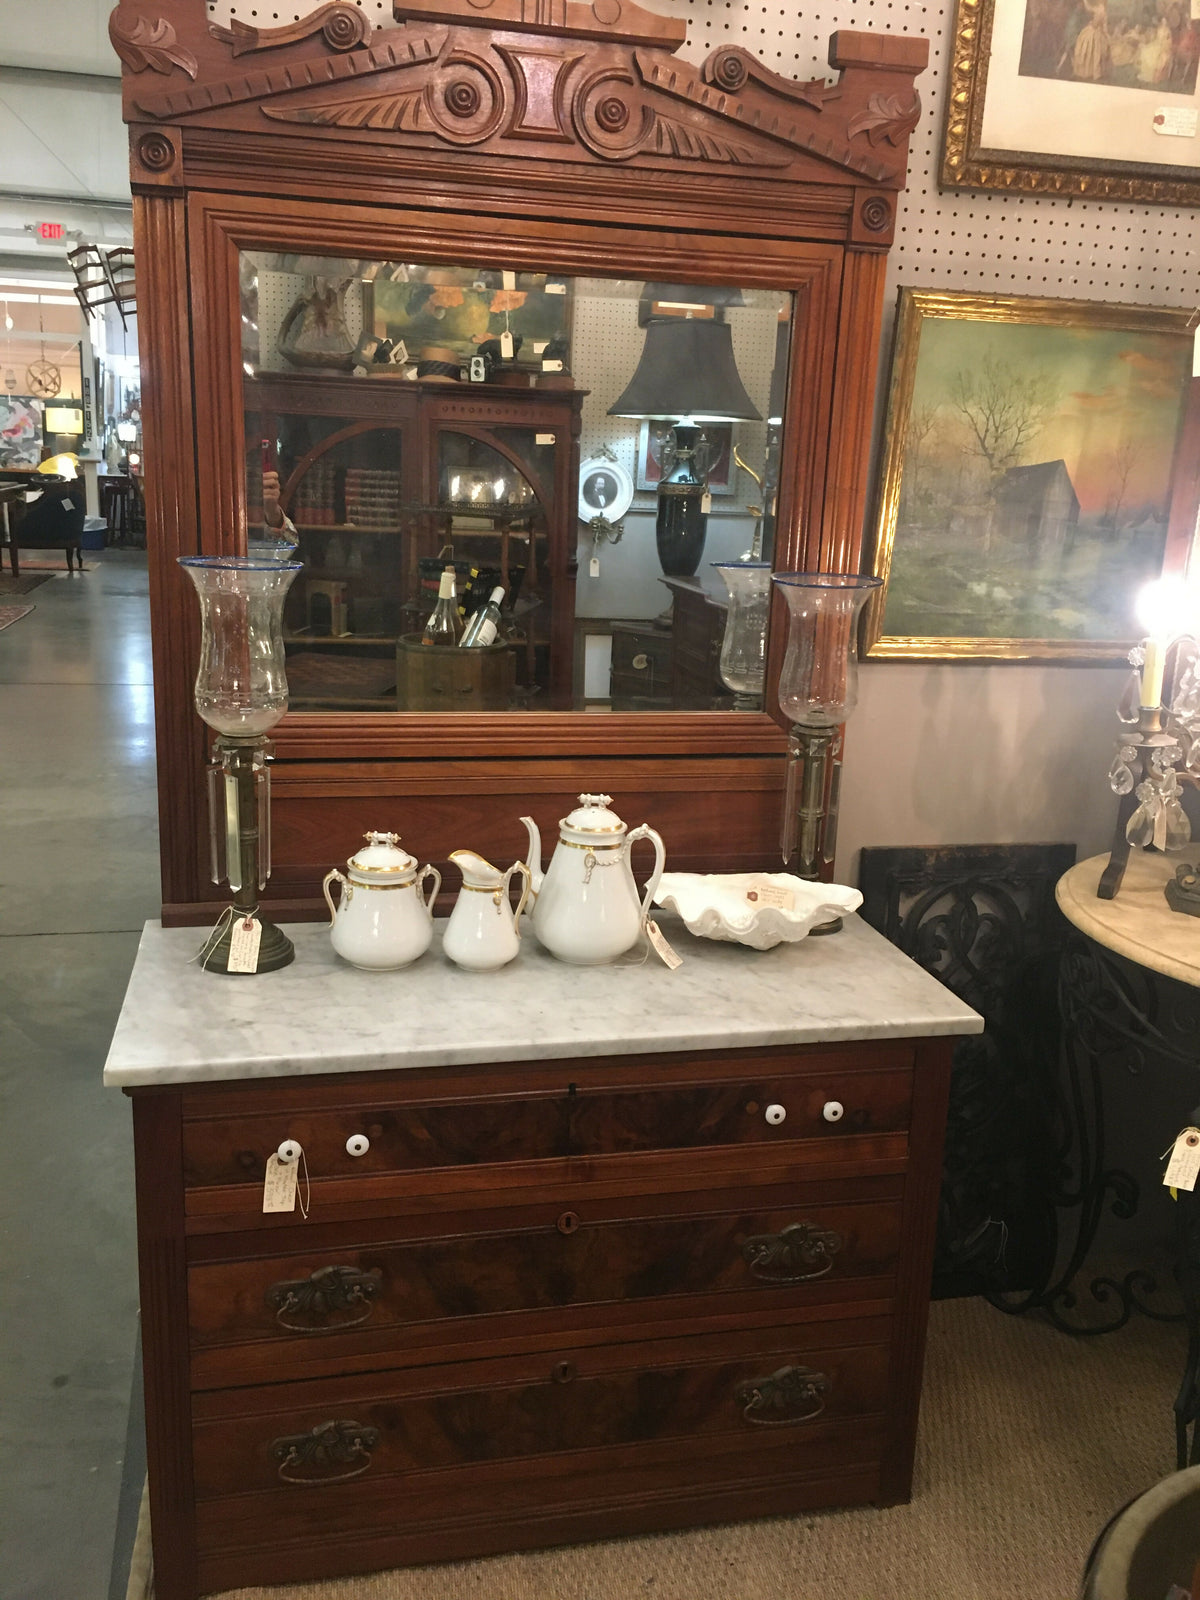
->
[741, 1221, 844, 1284]
[265, 1264, 383, 1332]
[270, 1419, 380, 1486]
[735, 1364, 831, 1427]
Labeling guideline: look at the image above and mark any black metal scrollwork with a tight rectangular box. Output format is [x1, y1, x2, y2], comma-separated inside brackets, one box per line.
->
[741, 1221, 843, 1283]
[735, 1364, 830, 1426]
[270, 1419, 380, 1485]
[265, 1264, 382, 1332]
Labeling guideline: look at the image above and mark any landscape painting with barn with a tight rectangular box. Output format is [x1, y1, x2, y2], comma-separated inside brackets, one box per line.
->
[874, 296, 1191, 656]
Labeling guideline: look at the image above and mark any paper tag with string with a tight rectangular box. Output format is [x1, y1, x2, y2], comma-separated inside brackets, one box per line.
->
[500, 329, 514, 359]
[1163, 1127, 1200, 1192]
[645, 918, 682, 969]
[228, 915, 262, 974]
[263, 1153, 298, 1213]
[701, 490, 712, 514]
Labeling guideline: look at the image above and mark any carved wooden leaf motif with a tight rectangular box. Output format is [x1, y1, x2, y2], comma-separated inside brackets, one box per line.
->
[648, 113, 773, 166]
[109, 11, 199, 78]
[264, 89, 427, 132]
[847, 91, 921, 147]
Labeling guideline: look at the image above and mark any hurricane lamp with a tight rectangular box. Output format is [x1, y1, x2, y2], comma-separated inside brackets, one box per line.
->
[178, 555, 302, 972]
[772, 572, 880, 896]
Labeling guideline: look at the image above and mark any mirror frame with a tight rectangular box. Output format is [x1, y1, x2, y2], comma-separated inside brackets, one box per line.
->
[114, 0, 928, 919]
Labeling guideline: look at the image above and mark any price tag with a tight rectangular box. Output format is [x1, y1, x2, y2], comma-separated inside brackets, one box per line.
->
[745, 877, 795, 911]
[542, 359, 563, 373]
[645, 918, 682, 969]
[1153, 106, 1199, 138]
[262, 1152, 298, 1213]
[532, 340, 548, 355]
[1164, 1127, 1200, 1192]
[500, 330, 514, 360]
[535, 432, 555, 445]
[502, 270, 517, 291]
[701, 490, 713, 514]
[545, 281, 567, 294]
[228, 915, 262, 973]
[589, 556, 600, 578]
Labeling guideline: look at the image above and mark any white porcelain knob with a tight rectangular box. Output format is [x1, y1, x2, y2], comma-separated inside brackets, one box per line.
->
[822, 1101, 844, 1124]
[346, 1134, 370, 1158]
[277, 1139, 302, 1163]
[764, 1104, 787, 1126]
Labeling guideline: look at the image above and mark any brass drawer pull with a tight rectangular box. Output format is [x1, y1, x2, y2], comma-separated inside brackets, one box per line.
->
[265, 1264, 383, 1332]
[556, 1210, 581, 1235]
[741, 1221, 843, 1283]
[271, 1419, 380, 1485]
[736, 1364, 831, 1427]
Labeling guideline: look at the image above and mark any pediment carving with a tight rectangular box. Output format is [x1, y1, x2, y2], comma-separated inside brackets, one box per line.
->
[112, 0, 927, 189]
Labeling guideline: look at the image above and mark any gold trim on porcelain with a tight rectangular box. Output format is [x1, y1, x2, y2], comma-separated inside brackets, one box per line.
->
[348, 860, 417, 874]
[459, 880, 510, 892]
[558, 837, 624, 851]
[345, 874, 417, 889]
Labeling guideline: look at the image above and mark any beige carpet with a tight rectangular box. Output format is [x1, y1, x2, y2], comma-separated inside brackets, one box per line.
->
[204, 1297, 1185, 1600]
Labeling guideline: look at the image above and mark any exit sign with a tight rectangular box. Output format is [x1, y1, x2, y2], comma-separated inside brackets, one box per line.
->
[37, 222, 63, 241]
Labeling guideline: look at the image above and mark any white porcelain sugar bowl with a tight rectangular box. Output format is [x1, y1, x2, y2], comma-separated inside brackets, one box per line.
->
[323, 831, 441, 971]
[521, 793, 665, 966]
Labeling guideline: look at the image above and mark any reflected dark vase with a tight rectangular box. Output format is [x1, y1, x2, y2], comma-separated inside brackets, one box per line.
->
[655, 425, 708, 578]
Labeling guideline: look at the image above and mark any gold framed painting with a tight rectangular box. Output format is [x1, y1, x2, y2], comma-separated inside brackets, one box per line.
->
[867, 289, 1194, 660]
[942, 0, 1200, 205]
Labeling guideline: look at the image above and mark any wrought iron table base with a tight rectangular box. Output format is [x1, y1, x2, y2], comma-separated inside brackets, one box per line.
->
[1001, 931, 1200, 1467]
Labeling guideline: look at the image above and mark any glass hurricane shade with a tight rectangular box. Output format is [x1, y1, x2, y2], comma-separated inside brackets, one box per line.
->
[178, 556, 302, 737]
[607, 319, 762, 422]
[771, 573, 881, 727]
[713, 561, 770, 699]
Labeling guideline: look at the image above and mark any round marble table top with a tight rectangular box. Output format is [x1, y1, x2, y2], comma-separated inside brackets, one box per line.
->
[1057, 851, 1200, 988]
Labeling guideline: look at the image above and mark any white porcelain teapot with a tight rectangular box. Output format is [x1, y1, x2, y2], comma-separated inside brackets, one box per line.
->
[442, 851, 531, 972]
[521, 794, 665, 966]
[323, 832, 440, 971]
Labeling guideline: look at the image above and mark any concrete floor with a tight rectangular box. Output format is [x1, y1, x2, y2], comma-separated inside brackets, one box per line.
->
[0, 552, 159, 1600]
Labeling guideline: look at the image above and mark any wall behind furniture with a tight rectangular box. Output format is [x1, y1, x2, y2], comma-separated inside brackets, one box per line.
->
[205, 0, 1199, 873]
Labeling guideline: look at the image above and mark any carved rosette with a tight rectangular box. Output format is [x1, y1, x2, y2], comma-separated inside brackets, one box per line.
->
[424, 50, 508, 143]
[573, 65, 654, 161]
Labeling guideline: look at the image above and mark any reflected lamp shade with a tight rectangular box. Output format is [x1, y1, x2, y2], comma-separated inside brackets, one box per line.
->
[608, 319, 762, 423]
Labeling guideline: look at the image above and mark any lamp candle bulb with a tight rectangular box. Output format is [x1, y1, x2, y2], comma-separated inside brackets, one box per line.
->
[1140, 637, 1166, 709]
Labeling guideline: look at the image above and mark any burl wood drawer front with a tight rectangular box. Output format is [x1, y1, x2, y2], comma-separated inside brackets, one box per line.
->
[179, 1044, 914, 1199]
[187, 1182, 903, 1388]
[191, 1315, 891, 1502]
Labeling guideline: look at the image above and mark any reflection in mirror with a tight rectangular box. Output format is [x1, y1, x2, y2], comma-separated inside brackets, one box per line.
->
[240, 252, 792, 714]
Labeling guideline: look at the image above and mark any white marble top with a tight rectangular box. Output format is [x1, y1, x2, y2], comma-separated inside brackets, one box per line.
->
[1057, 851, 1200, 988]
[102, 913, 983, 1088]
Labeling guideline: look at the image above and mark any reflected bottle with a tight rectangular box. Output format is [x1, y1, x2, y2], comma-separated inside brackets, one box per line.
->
[460, 585, 505, 648]
[422, 567, 462, 646]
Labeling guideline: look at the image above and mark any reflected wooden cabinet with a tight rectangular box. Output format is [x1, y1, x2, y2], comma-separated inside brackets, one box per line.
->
[245, 372, 584, 710]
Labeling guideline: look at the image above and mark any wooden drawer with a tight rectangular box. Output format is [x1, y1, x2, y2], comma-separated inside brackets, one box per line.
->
[179, 1044, 914, 1204]
[187, 1177, 903, 1387]
[191, 1314, 892, 1504]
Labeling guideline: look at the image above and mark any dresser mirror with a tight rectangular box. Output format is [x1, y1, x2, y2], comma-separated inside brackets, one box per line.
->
[240, 249, 792, 715]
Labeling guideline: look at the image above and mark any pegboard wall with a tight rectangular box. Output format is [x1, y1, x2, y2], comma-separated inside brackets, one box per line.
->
[207, 0, 1200, 319]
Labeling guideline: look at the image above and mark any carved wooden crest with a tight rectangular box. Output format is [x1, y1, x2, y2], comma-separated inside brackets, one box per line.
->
[110, 0, 927, 195]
